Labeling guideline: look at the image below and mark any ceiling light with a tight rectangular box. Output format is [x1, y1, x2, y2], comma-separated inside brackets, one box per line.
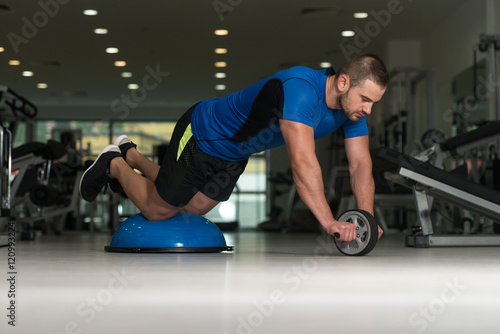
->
[37, 83, 48, 89]
[128, 84, 139, 90]
[121, 72, 133, 78]
[83, 9, 98, 16]
[215, 84, 226, 90]
[94, 28, 108, 35]
[215, 72, 226, 79]
[215, 48, 228, 54]
[214, 29, 229, 36]
[320, 62, 332, 68]
[353, 12, 368, 19]
[114, 61, 127, 67]
[106, 47, 119, 54]
[22, 71, 34, 77]
[8, 60, 20, 66]
[215, 62, 227, 68]
[0, 47, 4, 52]
[341, 30, 355, 37]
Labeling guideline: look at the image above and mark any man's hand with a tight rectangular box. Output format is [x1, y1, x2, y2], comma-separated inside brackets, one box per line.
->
[327, 220, 384, 242]
[326, 220, 357, 243]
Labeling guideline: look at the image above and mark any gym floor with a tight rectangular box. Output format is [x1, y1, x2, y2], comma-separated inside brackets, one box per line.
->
[2, 230, 499, 334]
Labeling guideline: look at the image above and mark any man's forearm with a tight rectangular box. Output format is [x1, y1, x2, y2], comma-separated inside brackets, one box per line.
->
[350, 164, 375, 215]
[291, 158, 335, 229]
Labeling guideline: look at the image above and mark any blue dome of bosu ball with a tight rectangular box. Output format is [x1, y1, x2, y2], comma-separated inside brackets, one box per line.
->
[104, 212, 234, 253]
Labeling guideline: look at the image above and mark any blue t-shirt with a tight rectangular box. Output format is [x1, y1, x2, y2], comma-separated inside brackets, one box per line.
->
[191, 66, 368, 161]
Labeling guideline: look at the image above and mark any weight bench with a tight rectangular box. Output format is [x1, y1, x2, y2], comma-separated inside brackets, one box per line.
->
[374, 147, 500, 248]
[414, 121, 500, 168]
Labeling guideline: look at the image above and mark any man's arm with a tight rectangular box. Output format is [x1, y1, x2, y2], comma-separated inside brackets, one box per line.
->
[344, 135, 374, 214]
[279, 119, 356, 242]
[344, 135, 383, 238]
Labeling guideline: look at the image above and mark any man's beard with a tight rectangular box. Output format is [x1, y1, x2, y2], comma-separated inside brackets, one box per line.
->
[338, 90, 362, 122]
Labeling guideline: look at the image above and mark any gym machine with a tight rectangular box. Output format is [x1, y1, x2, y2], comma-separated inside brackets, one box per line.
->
[0, 127, 11, 246]
[1, 85, 37, 245]
[1, 85, 83, 239]
[380, 67, 437, 154]
[478, 34, 500, 199]
[374, 142, 500, 248]
[479, 34, 500, 121]
[11, 140, 82, 238]
[0, 85, 37, 142]
[414, 122, 500, 168]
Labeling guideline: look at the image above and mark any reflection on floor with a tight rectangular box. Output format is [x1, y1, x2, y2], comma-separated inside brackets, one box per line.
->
[1, 229, 500, 334]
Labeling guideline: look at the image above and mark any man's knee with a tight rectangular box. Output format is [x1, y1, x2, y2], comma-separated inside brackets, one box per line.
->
[182, 192, 219, 216]
[141, 207, 178, 221]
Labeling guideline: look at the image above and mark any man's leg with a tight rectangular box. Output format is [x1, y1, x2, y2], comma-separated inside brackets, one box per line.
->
[182, 192, 220, 216]
[109, 157, 177, 221]
[118, 146, 220, 215]
[109, 157, 220, 220]
[123, 147, 160, 182]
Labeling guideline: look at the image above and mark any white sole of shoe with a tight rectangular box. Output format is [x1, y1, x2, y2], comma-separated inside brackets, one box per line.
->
[113, 135, 131, 147]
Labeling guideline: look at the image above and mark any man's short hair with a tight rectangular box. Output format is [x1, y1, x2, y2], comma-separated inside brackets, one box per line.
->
[336, 54, 389, 88]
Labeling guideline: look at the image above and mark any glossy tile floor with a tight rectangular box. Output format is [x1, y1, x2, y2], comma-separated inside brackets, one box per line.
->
[1, 229, 500, 334]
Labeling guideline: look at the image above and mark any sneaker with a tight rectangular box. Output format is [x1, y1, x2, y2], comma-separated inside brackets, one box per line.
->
[112, 135, 137, 161]
[79, 145, 121, 202]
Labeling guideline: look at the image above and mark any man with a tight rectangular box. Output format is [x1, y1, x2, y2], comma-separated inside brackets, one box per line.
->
[80, 53, 389, 243]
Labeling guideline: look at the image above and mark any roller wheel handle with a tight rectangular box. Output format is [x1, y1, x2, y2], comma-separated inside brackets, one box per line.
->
[332, 209, 378, 256]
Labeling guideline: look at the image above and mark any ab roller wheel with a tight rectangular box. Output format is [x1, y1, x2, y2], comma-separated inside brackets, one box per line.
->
[333, 209, 378, 256]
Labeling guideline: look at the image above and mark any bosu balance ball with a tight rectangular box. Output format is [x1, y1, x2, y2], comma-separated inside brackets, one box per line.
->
[104, 212, 234, 253]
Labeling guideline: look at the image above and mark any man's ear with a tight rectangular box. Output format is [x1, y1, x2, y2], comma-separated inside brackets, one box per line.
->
[337, 74, 350, 93]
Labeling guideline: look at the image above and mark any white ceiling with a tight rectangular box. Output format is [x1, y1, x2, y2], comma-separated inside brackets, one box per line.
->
[0, 0, 469, 118]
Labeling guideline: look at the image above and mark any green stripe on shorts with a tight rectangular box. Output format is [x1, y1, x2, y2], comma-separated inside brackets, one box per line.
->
[177, 123, 193, 161]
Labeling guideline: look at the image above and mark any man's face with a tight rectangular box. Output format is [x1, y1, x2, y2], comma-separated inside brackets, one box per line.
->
[338, 79, 386, 122]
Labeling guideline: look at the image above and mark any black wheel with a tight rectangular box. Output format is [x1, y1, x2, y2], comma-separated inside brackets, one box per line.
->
[333, 210, 378, 256]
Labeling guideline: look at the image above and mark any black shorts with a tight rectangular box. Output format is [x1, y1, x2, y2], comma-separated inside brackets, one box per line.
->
[155, 103, 248, 207]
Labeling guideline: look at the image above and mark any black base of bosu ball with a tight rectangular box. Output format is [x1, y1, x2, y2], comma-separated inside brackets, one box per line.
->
[105, 212, 234, 253]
